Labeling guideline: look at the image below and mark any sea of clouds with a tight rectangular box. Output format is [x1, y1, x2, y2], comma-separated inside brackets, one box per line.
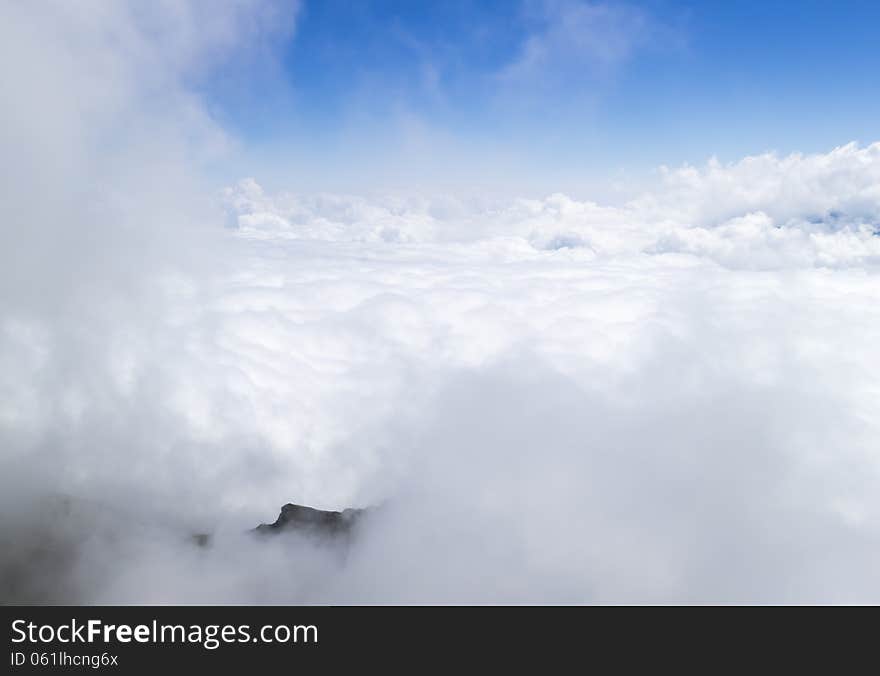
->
[2, 1, 880, 603]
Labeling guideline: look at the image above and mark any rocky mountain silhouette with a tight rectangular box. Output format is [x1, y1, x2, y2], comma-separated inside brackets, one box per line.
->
[252, 503, 364, 538]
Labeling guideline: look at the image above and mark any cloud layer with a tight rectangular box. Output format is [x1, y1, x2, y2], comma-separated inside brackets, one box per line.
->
[226, 142, 880, 269]
[7, 141, 880, 602]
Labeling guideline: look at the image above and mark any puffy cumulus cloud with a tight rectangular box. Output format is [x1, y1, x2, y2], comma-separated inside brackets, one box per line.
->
[4, 5, 880, 603]
[640, 142, 880, 228]
[639, 143, 880, 269]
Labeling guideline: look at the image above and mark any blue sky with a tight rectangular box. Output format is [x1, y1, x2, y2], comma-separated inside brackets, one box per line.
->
[208, 0, 880, 194]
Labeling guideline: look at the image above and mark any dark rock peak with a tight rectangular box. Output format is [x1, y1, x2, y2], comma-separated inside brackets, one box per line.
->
[253, 503, 364, 538]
